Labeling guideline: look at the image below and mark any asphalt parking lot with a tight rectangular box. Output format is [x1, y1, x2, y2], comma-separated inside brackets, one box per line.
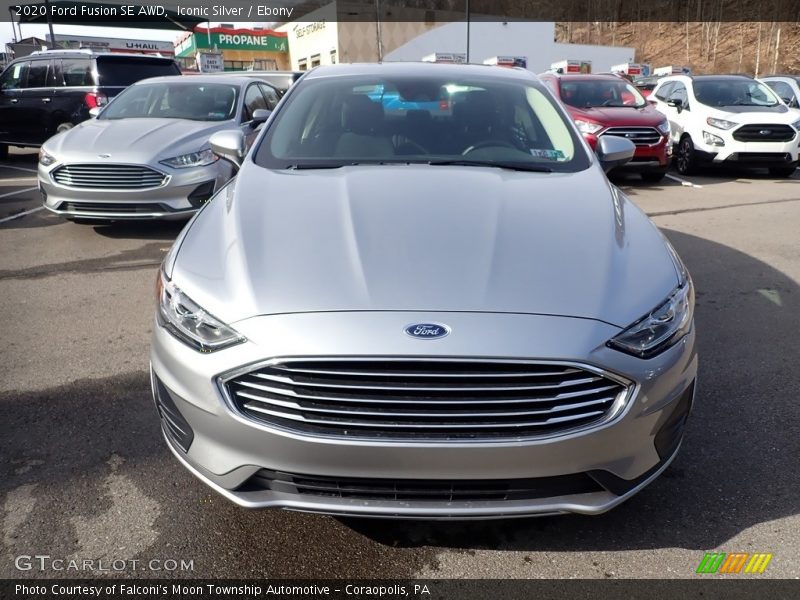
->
[0, 148, 798, 580]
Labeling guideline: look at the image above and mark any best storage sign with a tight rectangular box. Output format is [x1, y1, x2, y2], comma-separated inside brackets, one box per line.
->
[176, 27, 288, 56]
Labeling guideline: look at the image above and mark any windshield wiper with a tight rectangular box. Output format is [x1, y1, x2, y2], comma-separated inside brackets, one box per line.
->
[286, 163, 349, 170]
[426, 159, 553, 172]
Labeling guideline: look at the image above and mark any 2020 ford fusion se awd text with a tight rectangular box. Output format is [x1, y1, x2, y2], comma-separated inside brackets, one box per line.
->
[150, 63, 697, 519]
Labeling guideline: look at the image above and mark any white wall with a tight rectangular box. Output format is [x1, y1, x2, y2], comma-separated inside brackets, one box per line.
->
[383, 21, 635, 73]
[277, 2, 339, 70]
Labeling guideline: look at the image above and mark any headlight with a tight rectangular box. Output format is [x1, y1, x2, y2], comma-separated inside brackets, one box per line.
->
[39, 148, 57, 167]
[657, 120, 670, 134]
[706, 117, 737, 130]
[702, 131, 725, 146]
[574, 119, 603, 135]
[608, 280, 694, 359]
[156, 270, 245, 352]
[791, 119, 800, 131]
[159, 148, 218, 169]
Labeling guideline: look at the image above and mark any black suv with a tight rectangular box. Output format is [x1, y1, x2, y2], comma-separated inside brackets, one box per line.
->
[0, 50, 181, 156]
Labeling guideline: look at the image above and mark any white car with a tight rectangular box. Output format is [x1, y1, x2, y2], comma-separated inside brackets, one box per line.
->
[650, 75, 800, 176]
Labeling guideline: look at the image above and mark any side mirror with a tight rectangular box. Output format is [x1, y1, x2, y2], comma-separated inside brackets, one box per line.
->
[667, 98, 684, 113]
[89, 107, 102, 118]
[210, 130, 246, 170]
[595, 135, 635, 173]
[251, 108, 272, 127]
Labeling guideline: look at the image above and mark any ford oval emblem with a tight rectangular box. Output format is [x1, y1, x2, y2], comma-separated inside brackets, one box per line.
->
[759, 129, 771, 135]
[404, 323, 450, 340]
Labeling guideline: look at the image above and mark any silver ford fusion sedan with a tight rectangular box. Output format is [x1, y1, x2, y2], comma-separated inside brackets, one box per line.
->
[37, 75, 280, 222]
[150, 63, 697, 519]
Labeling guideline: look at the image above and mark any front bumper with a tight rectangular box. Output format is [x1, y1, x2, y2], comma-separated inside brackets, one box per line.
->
[150, 311, 697, 519]
[38, 160, 233, 221]
[691, 130, 799, 167]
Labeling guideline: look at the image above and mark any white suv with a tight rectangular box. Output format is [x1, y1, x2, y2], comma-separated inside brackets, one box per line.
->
[650, 75, 800, 176]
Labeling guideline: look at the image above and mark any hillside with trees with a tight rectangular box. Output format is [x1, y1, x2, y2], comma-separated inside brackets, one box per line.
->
[555, 22, 800, 76]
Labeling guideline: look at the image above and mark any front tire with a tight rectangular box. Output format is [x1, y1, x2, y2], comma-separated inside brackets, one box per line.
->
[675, 136, 698, 175]
[768, 166, 796, 178]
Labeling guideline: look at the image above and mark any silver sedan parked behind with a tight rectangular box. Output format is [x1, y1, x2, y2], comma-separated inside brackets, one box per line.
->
[38, 75, 280, 222]
[151, 63, 697, 519]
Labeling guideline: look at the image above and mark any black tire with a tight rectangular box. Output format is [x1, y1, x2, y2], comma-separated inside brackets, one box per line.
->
[641, 169, 668, 183]
[675, 135, 698, 175]
[0, 144, 8, 160]
[768, 166, 796, 178]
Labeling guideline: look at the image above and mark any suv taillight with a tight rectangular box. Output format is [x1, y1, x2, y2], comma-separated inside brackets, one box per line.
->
[84, 92, 108, 109]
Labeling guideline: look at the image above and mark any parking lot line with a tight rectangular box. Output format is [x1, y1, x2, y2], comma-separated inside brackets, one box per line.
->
[0, 186, 37, 200]
[665, 174, 703, 188]
[0, 205, 44, 224]
[0, 164, 38, 174]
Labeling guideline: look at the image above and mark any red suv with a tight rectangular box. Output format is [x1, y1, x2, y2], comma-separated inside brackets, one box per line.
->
[540, 73, 671, 182]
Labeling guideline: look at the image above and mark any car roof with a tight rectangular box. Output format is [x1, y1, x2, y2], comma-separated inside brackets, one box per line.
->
[25, 50, 175, 61]
[133, 74, 264, 86]
[302, 62, 539, 83]
[546, 73, 630, 82]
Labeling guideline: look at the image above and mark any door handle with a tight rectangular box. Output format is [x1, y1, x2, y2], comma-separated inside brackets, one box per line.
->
[42, 98, 51, 103]
[10, 98, 18, 104]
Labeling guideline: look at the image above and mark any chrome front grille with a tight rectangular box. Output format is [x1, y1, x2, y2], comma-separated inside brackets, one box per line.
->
[732, 124, 795, 143]
[52, 164, 168, 189]
[601, 127, 662, 146]
[222, 358, 631, 441]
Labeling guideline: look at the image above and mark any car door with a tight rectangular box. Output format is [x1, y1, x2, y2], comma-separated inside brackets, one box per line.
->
[17, 58, 57, 144]
[241, 83, 269, 147]
[52, 56, 95, 130]
[764, 80, 798, 108]
[0, 60, 29, 144]
[651, 81, 677, 143]
[667, 83, 690, 143]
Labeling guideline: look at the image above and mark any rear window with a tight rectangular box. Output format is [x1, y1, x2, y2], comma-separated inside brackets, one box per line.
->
[96, 57, 180, 87]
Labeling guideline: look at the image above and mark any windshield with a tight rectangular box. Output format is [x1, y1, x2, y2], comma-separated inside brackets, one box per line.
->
[254, 73, 590, 172]
[560, 79, 647, 108]
[693, 79, 780, 107]
[100, 82, 238, 121]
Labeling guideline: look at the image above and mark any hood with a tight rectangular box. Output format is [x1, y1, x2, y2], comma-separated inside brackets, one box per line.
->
[43, 118, 235, 163]
[172, 164, 679, 328]
[568, 105, 666, 127]
[710, 103, 791, 116]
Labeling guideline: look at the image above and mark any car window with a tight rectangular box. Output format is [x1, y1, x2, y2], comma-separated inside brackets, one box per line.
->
[559, 79, 646, 108]
[669, 83, 688, 105]
[96, 57, 180, 87]
[654, 81, 675, 101]
[693, 79, 779, 107]
[25, 60, 49, 88]
[258, 84, 280, 110]
[60, 58, 94, 86]
[256, 73, 590, 172]
[765, 81, 796, 104]
[101, 82, 238, 121]
[0, 61, 28, 90]
[242, 84, 268, 121]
